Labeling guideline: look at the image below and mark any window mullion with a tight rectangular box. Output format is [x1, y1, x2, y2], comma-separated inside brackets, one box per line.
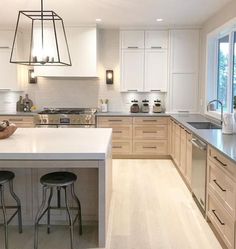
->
[228, 32, 234, 112]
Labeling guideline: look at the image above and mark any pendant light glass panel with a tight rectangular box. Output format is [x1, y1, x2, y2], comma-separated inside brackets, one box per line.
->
[10, 10, 71, 66]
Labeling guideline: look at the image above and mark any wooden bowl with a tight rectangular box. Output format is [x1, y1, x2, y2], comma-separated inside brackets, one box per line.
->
[0, 125, 17, 139]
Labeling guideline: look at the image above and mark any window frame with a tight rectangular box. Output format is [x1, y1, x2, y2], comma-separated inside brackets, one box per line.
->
[206, 23, 236, 119]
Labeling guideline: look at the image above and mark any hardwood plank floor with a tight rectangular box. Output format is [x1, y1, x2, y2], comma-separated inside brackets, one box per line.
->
[0, 159, 222, 249]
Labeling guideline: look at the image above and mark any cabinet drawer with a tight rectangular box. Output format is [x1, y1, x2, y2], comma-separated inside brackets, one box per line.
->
[208, 146, 236, 179]
[112, 141, 132, 155]
[207, 192, 235, 249]
[133, 117, 168, 125]
[208, 160, 236, 217]
[133, 140, 168, 155]
[97, 117, 132, 126]
[0, 116, 35, 127]
[112, 126, 132, 140]
[133, 125, 168, 140]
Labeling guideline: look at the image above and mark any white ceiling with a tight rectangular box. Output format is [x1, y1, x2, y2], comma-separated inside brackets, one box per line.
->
[0, 0, 232, 28]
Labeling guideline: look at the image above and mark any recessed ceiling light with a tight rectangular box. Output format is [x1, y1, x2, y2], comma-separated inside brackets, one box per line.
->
[156, 18, 163, 22]
[96, 18, 102, 22]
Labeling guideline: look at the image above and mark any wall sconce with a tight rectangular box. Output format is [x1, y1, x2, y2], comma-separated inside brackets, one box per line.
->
[28, 69, 37, 84]
[106, 70, 113, 84]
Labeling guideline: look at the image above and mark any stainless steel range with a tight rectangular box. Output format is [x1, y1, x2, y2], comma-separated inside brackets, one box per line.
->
[35, 108, 97, 128]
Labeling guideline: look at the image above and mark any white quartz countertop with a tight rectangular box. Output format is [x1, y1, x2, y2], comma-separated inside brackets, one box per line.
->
[0, 128, 112, 160]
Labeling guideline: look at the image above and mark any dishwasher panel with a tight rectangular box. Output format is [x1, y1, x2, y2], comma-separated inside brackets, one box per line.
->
[191, 136, 207, 213]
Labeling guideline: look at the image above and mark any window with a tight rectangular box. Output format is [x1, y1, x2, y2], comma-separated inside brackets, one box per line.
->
[233, 32, 236, 108]
[207, 28, 236, 115]
[217, 35, 229, 110]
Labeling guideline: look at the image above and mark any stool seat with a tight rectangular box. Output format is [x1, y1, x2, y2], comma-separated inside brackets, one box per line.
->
[0, 171, 15, 185]
[40, 172, 77, 187]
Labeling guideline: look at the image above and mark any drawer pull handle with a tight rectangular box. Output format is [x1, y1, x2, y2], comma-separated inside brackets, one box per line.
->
[113, 146, 122, 149]
[213, 180, 226, 192]
[143, 146, 157, 149]
[127, 46, 139, 49]
[143, 120, 157, 122]
[151, 46, 162, 49]
[9, 118, 23, 122]
[108, 120, 122, 122]
[213, 156, 227, 167]
[212, 210, 225, 225]
[143, 131, 157, 134]
[113, 131, 122, 133]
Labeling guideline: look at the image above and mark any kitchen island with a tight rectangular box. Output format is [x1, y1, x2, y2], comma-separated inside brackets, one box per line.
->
[0, 128, 112, 248]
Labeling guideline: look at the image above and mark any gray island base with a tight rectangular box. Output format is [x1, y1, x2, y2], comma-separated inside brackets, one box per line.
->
[0, 128, 113, 248]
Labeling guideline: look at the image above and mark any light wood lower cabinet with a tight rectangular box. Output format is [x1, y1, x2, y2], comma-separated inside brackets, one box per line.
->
[207, 145, 236, 249]
[170, 119, 192, 188]
[0, 115, 35, 127]
[208, 192, 235, 249]
[133, 140, 168, 155]
[97, 116, 169, 157]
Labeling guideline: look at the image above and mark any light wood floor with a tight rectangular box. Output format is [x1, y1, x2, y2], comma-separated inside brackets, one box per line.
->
[0, 159, 222, 249]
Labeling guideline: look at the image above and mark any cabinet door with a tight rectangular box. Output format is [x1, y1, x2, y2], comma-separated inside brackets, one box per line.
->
[35, 27, 97, 77]
[170, 73, 198, 112]
[121, 31, 145, 49]
[121, 50, 144, 92]
[170, 30, 199, 73]
[0, 31, 14, 48]
[0, 48, 18, 90]
[145, 31, 168, 49]
[186, 132, 192, 187]
[180, 127, 187, 175]
[174, 124, 181, 167]
[144, 49, 168, 92]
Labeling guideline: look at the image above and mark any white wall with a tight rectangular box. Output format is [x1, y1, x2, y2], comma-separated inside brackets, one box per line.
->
[9, 29, 164, 113]
[199, 1, 236, 113]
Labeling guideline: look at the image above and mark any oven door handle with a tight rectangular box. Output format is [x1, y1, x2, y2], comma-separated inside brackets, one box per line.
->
[191, 139, 207, 151]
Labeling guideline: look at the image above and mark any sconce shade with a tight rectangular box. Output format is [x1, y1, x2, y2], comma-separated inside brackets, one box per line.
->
[10, 0, 72, 66]
[29, 69, 37, 83]
[106, 70, 114, 84]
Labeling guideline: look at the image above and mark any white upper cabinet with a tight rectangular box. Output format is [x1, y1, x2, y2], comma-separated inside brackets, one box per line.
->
[121, 50, 144, 92]
[34, 27, 97, 77]
[121, 31, 145, 49]
[144, 49, 168, 92]
[171, 30, 199, 73]
[145, 31, 169, 49]
[0, 31, 14, 48]
[0, 31, 24, 91]
[169, 29, 200, 112]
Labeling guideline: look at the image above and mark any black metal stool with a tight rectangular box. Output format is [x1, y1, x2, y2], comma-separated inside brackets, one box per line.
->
[0, 171, 23, 249]
[34, 171, 82, 249]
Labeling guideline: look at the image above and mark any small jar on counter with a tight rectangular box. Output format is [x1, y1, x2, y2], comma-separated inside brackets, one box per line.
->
[130, 100, 140, 113]
[153, 100, 162, 113]
[141, 100, 150, 113]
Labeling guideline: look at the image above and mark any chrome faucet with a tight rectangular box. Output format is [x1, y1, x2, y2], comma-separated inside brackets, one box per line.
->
[207, 100, 223, 125]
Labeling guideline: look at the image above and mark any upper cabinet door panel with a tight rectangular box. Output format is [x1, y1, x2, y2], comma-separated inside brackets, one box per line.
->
[145, 31, 169, 49]
[171, 73, 198, 112]
[0, 48, 18, 90]
[0, 31, 14, 48]
[121, 50, 144, 92]
[171, 30, 199, 73]
[121, 31, 145, 49]
[144, 50, 168, 92]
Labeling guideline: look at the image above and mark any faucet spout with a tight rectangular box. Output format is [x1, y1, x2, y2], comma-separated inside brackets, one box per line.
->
[207, 99, 223, 125]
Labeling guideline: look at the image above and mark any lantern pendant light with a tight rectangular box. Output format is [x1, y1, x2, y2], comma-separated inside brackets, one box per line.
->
[10, 0, 72, 66]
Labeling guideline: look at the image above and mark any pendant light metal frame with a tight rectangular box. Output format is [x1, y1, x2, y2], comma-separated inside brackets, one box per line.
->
[10, 0, 72, 66]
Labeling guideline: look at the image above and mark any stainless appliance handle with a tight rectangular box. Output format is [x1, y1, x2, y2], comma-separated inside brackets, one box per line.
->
[191, 139, 206, 151]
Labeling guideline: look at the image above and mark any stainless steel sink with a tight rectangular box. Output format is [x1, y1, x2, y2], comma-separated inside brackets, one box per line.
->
[187, 122, 221, 130]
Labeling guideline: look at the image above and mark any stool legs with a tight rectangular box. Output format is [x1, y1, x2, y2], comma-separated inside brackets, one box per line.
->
[71, 183, 82, 235]
[9, 180, 22, 234]
[64, 187, 74, 249]
[0, 185, 8, 249]
[47, 188, 53, 234]
[34, 186, 48, 249]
